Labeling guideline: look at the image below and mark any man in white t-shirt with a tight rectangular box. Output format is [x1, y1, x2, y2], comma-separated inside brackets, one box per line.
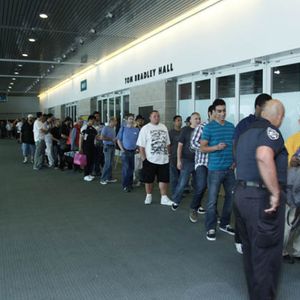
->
[136, 110, 173, 206]
[33, 113, 47, 170]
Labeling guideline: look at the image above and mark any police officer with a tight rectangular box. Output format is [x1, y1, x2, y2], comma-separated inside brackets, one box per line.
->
[234, 100, 287, 300]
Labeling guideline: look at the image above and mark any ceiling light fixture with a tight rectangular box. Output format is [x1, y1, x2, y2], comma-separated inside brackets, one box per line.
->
[10, 82, 14, 85]
[22, 53, 28, 57]
[14, 72, 19, 75]
[12, 78, 16, 80]
[39, 0, 223, 98]
[39, 13, 48, 19]
[18, 64, 23, 67]
[28, 38, 36, 42]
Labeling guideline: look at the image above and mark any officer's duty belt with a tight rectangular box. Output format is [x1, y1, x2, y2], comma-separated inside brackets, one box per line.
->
[238, 181, 266, 189]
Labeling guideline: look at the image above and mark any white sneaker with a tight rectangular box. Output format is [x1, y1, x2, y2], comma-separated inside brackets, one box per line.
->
[23, 157, 28, 163]
[84, 176, 93, 182]
[88, 175, 95, 180]
[160, 196, 173, 206]
[235, 243, 243, 254]
[100, 180, 108, 185]
[144, 194, 152, 205]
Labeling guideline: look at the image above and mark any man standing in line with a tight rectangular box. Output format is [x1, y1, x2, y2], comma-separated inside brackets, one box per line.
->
[20, 114, 35, 163]
[168, 115, 182, 195]
[233, 93, 272, 253]
[137, 110, 173, 206]
[234, 100, 287, 300]
[93, 111, 105, 176]
[45, 114, 55, 167]
[171, 112, 202, 222]
[117, 113, 140, 192]
[133, 115, 145, 186]
[200, 99, 235, 241]
[100, 117, 118, 185]
[33, 113, 47, 170]
[189, 105, 215, 216]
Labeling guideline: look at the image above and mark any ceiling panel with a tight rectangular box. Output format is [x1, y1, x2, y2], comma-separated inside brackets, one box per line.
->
[0, 0, 205, 96]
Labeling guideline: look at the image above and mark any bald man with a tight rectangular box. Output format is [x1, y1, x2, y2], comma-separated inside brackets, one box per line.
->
[234, 100, 288, 300]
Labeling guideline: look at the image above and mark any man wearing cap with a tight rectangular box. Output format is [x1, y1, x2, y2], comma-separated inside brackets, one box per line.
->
[20, 114, 35, 163]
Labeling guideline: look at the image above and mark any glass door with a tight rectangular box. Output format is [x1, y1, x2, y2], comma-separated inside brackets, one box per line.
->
[194, 78, 212, 123]
[238, 67, 263, 121]
[216, 72, 237, 124]
[268, 59, 300, 139]
[102, 99, 108, 124]
[178, 81, 193, 121]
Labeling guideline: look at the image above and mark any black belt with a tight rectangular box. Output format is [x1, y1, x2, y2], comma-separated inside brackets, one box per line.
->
[238, 180, 266, 189]
[238, 180, 287, 191]
[124, 149, 135, 152]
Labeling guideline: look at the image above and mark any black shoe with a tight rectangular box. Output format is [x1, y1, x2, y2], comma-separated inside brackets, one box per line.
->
[123, 187, 131, 193]
[283, 254, 295, 264]
[219, 225, 235, 236]
[206, 229, 216, 241]
[171, 203, 179, 211]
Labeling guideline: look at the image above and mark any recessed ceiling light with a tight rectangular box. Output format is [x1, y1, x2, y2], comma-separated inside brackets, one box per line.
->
[14, 72, 19, 75]
[22, 53, 28, 57]
[12, 78, 16, 80]
[10, 82, 14, 85]
[18, 64, 23, 67]
[39, 13, 48, 19]
[28, 38, 36, 42]
[8, 86, 12, 89]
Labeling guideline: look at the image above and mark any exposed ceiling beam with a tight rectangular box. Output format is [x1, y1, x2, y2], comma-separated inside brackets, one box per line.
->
[0, 75, 64, 79]
[0, 58, 87, 66]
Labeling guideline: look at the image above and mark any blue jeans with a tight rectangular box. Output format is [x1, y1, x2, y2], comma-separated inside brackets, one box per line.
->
[190, 165, 208, 210]
[121, 150, 135, 188]
[169, 161, 180, 195]
[22, 143, 35, 157]
[172, 159, 206, 209]
[101, 145, 115, 181]
[205, 169, 235, 231]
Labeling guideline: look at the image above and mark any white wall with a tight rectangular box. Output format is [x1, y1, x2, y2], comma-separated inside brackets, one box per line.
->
[40, 0, 300, 109]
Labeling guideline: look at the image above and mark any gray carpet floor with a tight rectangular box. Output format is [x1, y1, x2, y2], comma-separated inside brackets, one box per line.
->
[0, 140, 299, 300]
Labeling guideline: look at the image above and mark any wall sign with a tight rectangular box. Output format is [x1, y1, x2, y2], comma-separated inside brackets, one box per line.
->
[80, 79, 87, 91]
[124, 63, 174, 84]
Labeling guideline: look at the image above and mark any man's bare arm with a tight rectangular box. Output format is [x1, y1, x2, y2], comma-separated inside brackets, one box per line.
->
[256, 145, 281, 213]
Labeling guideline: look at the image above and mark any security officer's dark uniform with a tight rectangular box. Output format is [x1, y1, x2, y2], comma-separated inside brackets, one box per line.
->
[234, 118, 287, 300]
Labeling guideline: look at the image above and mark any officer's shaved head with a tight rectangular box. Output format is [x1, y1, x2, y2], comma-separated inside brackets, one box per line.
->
[261, 99, 285, 128]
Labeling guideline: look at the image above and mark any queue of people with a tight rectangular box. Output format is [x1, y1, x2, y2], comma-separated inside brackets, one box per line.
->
[10, 93, 300, 300]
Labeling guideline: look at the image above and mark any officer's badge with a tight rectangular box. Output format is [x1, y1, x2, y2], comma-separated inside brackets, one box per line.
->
[267, 127, 279, 140]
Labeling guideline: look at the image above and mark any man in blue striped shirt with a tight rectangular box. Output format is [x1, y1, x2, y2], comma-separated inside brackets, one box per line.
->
[200, 99, 235, 241]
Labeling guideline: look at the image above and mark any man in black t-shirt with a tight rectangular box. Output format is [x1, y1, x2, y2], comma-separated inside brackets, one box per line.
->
[171, 112, 202, 223]
[168, 115, 182, 195]
[50, 119, 61, 168]
[20, 114, 35, 163]
[79, 115, 98, 182]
